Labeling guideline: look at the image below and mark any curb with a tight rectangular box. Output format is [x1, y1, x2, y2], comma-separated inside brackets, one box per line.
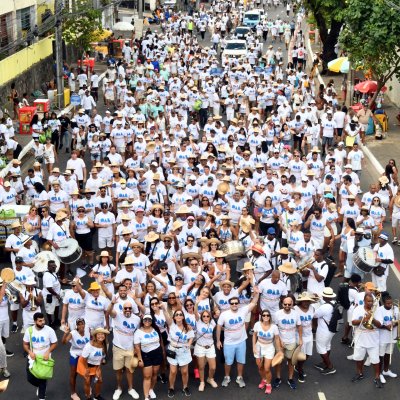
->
[0, 71, 107, 179]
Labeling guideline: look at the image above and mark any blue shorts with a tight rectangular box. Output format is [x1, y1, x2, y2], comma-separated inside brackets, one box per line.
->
[223, 340, 247, 365]
[70, 354, 79, 366]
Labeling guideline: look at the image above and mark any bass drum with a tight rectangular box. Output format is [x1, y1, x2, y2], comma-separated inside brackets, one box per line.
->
[55, 238, 82, 264]
[353, 246, 378, 273]
[34, 251, 60, 273]
[220, 240, 245, 261]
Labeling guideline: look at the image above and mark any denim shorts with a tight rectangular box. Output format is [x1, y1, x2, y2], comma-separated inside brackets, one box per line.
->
[167, 346, 192, 367]
[223, 340, 246, 365]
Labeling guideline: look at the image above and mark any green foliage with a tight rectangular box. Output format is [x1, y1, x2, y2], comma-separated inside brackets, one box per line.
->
[62, 0, 103, 53]
[340, 0, 400, 87]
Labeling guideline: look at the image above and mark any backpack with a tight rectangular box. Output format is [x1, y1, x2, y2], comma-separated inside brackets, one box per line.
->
[325, 301, 343, 333]
[337, 283, 352, 310]
[324, 259, 337, 287]
[193, 99, 202, 111]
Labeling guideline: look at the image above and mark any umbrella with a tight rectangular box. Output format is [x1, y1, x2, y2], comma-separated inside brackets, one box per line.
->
[354, 80, 387, 93]
[327, 57, 349, 73]
[112, 21, 135, 31]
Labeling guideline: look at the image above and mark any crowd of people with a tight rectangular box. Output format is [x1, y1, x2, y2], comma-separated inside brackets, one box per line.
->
[0, 1, 399, 400]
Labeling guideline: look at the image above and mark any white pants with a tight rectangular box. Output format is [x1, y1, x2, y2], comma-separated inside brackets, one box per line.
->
[371, 273, 388, 292]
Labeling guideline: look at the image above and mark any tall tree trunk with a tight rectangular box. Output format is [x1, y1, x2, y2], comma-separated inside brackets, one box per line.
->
[320, 20, 343, 74]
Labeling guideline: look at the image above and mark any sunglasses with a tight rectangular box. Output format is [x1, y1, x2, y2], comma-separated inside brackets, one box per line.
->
[175, 313, 184, 316]
[124, 307, 132, 310]
[230, 302, 239, 305]
[143, 318, 152, 322]
[168, 296, 176, 299]
[203, 315, 211, 318]
[283, 303, 292, 306]
[262, 314, 271, 317]
[150, 302, 158, 306]
[160, 267, 168, 270]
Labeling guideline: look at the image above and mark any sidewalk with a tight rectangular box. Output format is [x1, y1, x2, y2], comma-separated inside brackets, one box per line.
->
[305, 24, 400, 171]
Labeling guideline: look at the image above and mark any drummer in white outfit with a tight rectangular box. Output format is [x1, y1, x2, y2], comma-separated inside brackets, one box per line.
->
[372, 232, 394, 292]
[42, 260, 62, 327]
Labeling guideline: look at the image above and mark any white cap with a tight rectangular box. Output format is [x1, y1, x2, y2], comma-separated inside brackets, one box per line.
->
[288, 202, 296, 208]
[189, 175, 196, 180]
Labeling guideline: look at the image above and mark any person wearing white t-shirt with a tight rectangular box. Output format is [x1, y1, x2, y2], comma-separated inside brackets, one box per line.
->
[19, 277, 43, 331]
[313, 288, 338, 375]
[94, 206, 116, 251]
[61, 281, 86, 329]
[274, 296, 302, 389]
[22, 312, 58, 400]
[108, 298, 141, 400]
[42, 260, 62, 327]
[216, 288, 259, 388]
[302, 249, 328, 296]
[258, 271, 288, 320]
[66, 151, 87, 187]
[351, 293, 383, 387]
[347, 143, 365, 176]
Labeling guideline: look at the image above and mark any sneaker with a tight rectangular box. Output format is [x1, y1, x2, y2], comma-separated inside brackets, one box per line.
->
[236, 376, 246, 388]
[258, 379, 267, 389]
[113, 389, 122, 400]
[265, 384, 272, 394]
[128, 389, 140, 399]
[167, 389, 175, 398]
[322, 367, 336, 375]
[182, 387, 191, 397]
[294, 366, 307, 377]
[351, 373, 364, 382]
[149, 389, 156, 399]
[194, 368, 200, 379]
[287, 379, 297, 390]
[364, 357, 371, 367]
[95, 396, 106, 400]
[272, 378, 282, 388]
[198, 382, 205, 392]
[6, 349, 14, 357]
[383, 370, 398, 378]
[314, 362, 326, 371]
[11, 324, 18, 333]
[159, 373, 168, 384]
[374, 378, 383, 388]
[221, 376, 231, 387]
[298, 371, 305, 383]
[347, 354, 354, 360]
[379, 374, 386, 384]
[392, 237, 398, 244]
[71, 394, 80, 400]
[206, 378, 218, 388]
[2, 369, 10, 378]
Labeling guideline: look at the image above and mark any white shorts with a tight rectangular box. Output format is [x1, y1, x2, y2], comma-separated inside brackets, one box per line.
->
[45, 296, 60, 315]
[0, 320, 9, 338]
[193, 343, 216, 358]
[353, 345, 380, 364]
[371, 274, 387, 292]
[98, 236, 114, 249]
[10, 303, 20, 312]
[316, 332, 335, 354]
[324, 224, 337, 238]
[301, 340, 313, 356]
[379, 343, 393, 357]
[254, 342, 275, 359]
[116, 146, 126, 153]
[391, 215, 400, 228]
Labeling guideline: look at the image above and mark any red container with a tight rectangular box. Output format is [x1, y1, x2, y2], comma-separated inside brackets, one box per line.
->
[18, 106, 37, 135]
[34, 99, 50, 113]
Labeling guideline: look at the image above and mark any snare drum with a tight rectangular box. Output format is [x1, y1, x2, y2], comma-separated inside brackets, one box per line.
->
[220, 240, 245, 261]
[353, 246, 378, 273]
[55, 238, 82, 264]
[34, 251, 60, 273]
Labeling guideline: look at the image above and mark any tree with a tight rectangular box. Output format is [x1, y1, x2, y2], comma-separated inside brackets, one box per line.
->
[303, 0, 346, 71]
[62, 0, 103, 58]
[340, 0, 400, 104]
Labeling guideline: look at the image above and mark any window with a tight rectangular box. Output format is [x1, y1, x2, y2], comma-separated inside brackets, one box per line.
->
[18, 7, 32, 31]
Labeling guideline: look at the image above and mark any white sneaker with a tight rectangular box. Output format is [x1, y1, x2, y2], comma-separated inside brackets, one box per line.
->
[221, 376, 231, 387]
[364, 357, 371, 367]
[149, 389, 157, 399]
[128, 389, 140, 399]
[383, 370, 398, 378]
[113, 389, 123, 400]
[379, 374, 386, 384]
[347, 354, 354, 360]
[236, 376, 246, 388]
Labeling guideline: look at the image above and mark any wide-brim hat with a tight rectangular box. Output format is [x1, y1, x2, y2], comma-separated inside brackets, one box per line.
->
[251, 244, 265, 255]
[172, 220, 184, 231]
[291, 345, 307, 365]
[92, 327, 110, 336]
[278, 262, 297, 275]
[217, 182, 229, 195]
[379, 176, 389, 185]
[208, 238, 221, 245]
[88, 282, 101, 291]
[271, 351, 284, 367]
[220, 280, 233, 287]
[96, 250, 113, 261]
[145, 231, 159, 242]
[214, 250, 227, 258]
[241, 262, 255, 271]
[11, 221, 22, 229]
[322, 287, 336, 298]
[277, 247, 289, 255]
[296, 291, 316, 302]
[182, 252, 201, 260]
[55, 211, 68, 221]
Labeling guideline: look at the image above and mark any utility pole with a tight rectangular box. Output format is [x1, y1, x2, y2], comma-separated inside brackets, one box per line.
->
[55, 0, 64, 109]
[138, 0, 143, 19]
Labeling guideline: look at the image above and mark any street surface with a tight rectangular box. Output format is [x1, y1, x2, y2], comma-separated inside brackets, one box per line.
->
[2, 3, 399, 400]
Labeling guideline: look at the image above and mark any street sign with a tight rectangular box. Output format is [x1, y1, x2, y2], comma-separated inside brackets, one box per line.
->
[70, 93, 81, 106]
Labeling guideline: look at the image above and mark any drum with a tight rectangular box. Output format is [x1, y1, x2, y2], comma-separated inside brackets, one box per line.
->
[55, 238, 82, 264]
[220, 240, 245, 261]
[34, 251, 60, 273]
[353, 246, 378, 273]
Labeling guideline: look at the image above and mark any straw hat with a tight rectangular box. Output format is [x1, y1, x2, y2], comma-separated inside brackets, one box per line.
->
[208, 238, 221, 245]
[321, 287, 336, 298]
[277, 247, 289, 255]
[96, 250, 113, 261]
[291, 345, 307, 366]
[271, 351, 284, 367]
[379, 176, 389, 185]
[161, 234, 173, 241]
[182, 252, 201, 260]
[55, 211, 68, 221]
[220, 279, 233, 287]
[241, 262, 255, 271]
[296, 291, 316, 302]
[10, 221, 22, 229]
[176, 205, 190, 214]
[278, 262, 297, 275]
[129, 355, 140, 373]
[251, 244, 265, 255]
[172, 220, 184, 231]
[214, 250, 227, 258]
[88, 282, 101, 291]
[217, 182, 229, 195]
[122, 255, 136, 265]
[92, 327, 110, 336]
[145, 231, 159, 243]
[151, 203, 164, 212]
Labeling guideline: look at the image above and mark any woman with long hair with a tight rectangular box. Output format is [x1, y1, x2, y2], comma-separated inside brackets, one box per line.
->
[62, 317, 90, 400]
[166, 310, 195, 397]
[369, 196, 386, 243]
[134, 314, 164, 400]
[335, 217, 356, 277]
[73, 205, 95, 269]
[259, 196, 278, 236]
[217, 215, 236, 242]
[23, 205, 41, 244]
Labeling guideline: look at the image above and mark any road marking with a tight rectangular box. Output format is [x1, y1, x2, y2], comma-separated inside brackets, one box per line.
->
[318, 392, 327, 400]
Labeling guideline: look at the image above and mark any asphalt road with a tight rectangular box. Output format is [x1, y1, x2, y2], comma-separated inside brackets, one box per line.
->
[2, 4, 400, 400]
